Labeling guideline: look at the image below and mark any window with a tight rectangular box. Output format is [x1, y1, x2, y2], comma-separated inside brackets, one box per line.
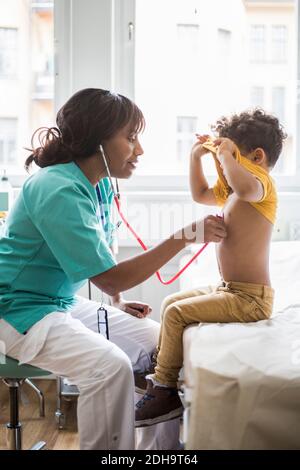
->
[217, 28, 232, 99]
[250, 25, 266, 63]
[250, 86, 264, 107]
[0, 0, 54, 176]
[3, 0, 299, 188]
[271, 25, 287, 63]
[177, 24, 199, 55]
[0, 118, 18, 166]
[176, 116, 198, 163]
[0, 28, 18, 78]
[132, 0, 297, 181]
[272, 86, 285, 124]
[218, 28, 231, 61]
[176, 24, 200, 92]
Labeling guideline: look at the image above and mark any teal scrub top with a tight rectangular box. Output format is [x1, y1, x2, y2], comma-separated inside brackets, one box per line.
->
[0, 162, 117, 334]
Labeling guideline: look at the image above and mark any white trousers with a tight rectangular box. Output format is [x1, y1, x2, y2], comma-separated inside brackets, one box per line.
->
[0, 296, 180, 450]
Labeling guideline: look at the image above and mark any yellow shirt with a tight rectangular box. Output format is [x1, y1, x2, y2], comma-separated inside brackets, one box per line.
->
[202, 140, 277, 225]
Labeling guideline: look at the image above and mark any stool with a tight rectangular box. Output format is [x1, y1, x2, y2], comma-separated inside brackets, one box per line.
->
[0, 353, 51, 450]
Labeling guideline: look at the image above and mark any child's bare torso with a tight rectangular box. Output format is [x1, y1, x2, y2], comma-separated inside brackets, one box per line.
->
[216, 193, 273, 286]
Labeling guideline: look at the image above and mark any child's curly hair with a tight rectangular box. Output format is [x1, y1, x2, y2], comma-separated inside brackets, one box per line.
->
[211, 108, 287, 168]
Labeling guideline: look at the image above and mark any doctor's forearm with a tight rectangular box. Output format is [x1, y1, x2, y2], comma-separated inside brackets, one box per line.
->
[91, 235, 186, 296]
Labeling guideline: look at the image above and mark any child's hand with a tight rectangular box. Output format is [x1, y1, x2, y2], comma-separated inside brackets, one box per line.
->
[214, 137, 237, 162]
[196, 134, 210, 145]
[191, 134, 210, 159]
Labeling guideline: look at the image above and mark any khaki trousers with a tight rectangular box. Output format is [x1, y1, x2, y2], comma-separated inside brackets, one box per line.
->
[154, 281, 274, 387]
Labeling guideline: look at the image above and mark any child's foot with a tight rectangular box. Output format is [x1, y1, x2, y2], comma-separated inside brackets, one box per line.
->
[135, 379, 183, 427]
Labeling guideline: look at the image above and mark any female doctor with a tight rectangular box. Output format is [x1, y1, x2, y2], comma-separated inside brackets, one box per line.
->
[0, 88, 226, 450]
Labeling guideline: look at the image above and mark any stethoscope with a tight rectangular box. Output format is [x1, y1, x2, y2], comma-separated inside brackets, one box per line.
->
[96, 145, 209, 285]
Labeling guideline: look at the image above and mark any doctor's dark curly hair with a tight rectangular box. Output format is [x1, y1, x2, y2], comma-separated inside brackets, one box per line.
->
[211, 108, 287, 168]
[25, 88, 145, 171]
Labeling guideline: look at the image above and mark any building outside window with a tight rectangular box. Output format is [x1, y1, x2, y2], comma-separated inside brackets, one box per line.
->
[218, 28, 232, 61]
[250, 24, 266, 63]
[177, 24, 199, 56]
[271, 25, 287, 63]
[135, 0, 297, 178]
[0, 0, 54, 175]
[0, 118, 18, 166]
[0, 0, 298, 184]
[250, 86, 265, 108]
[176, 116, 198, 163]
[0, 28, 18, 79]
[272, 86, 286, 124]
[176, 24, 200, 93]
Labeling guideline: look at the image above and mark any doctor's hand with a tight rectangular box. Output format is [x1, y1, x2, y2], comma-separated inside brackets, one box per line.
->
[203, 215, 226, 243]
[182, 215, 227, 245]
[111, 297, 152, 319]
